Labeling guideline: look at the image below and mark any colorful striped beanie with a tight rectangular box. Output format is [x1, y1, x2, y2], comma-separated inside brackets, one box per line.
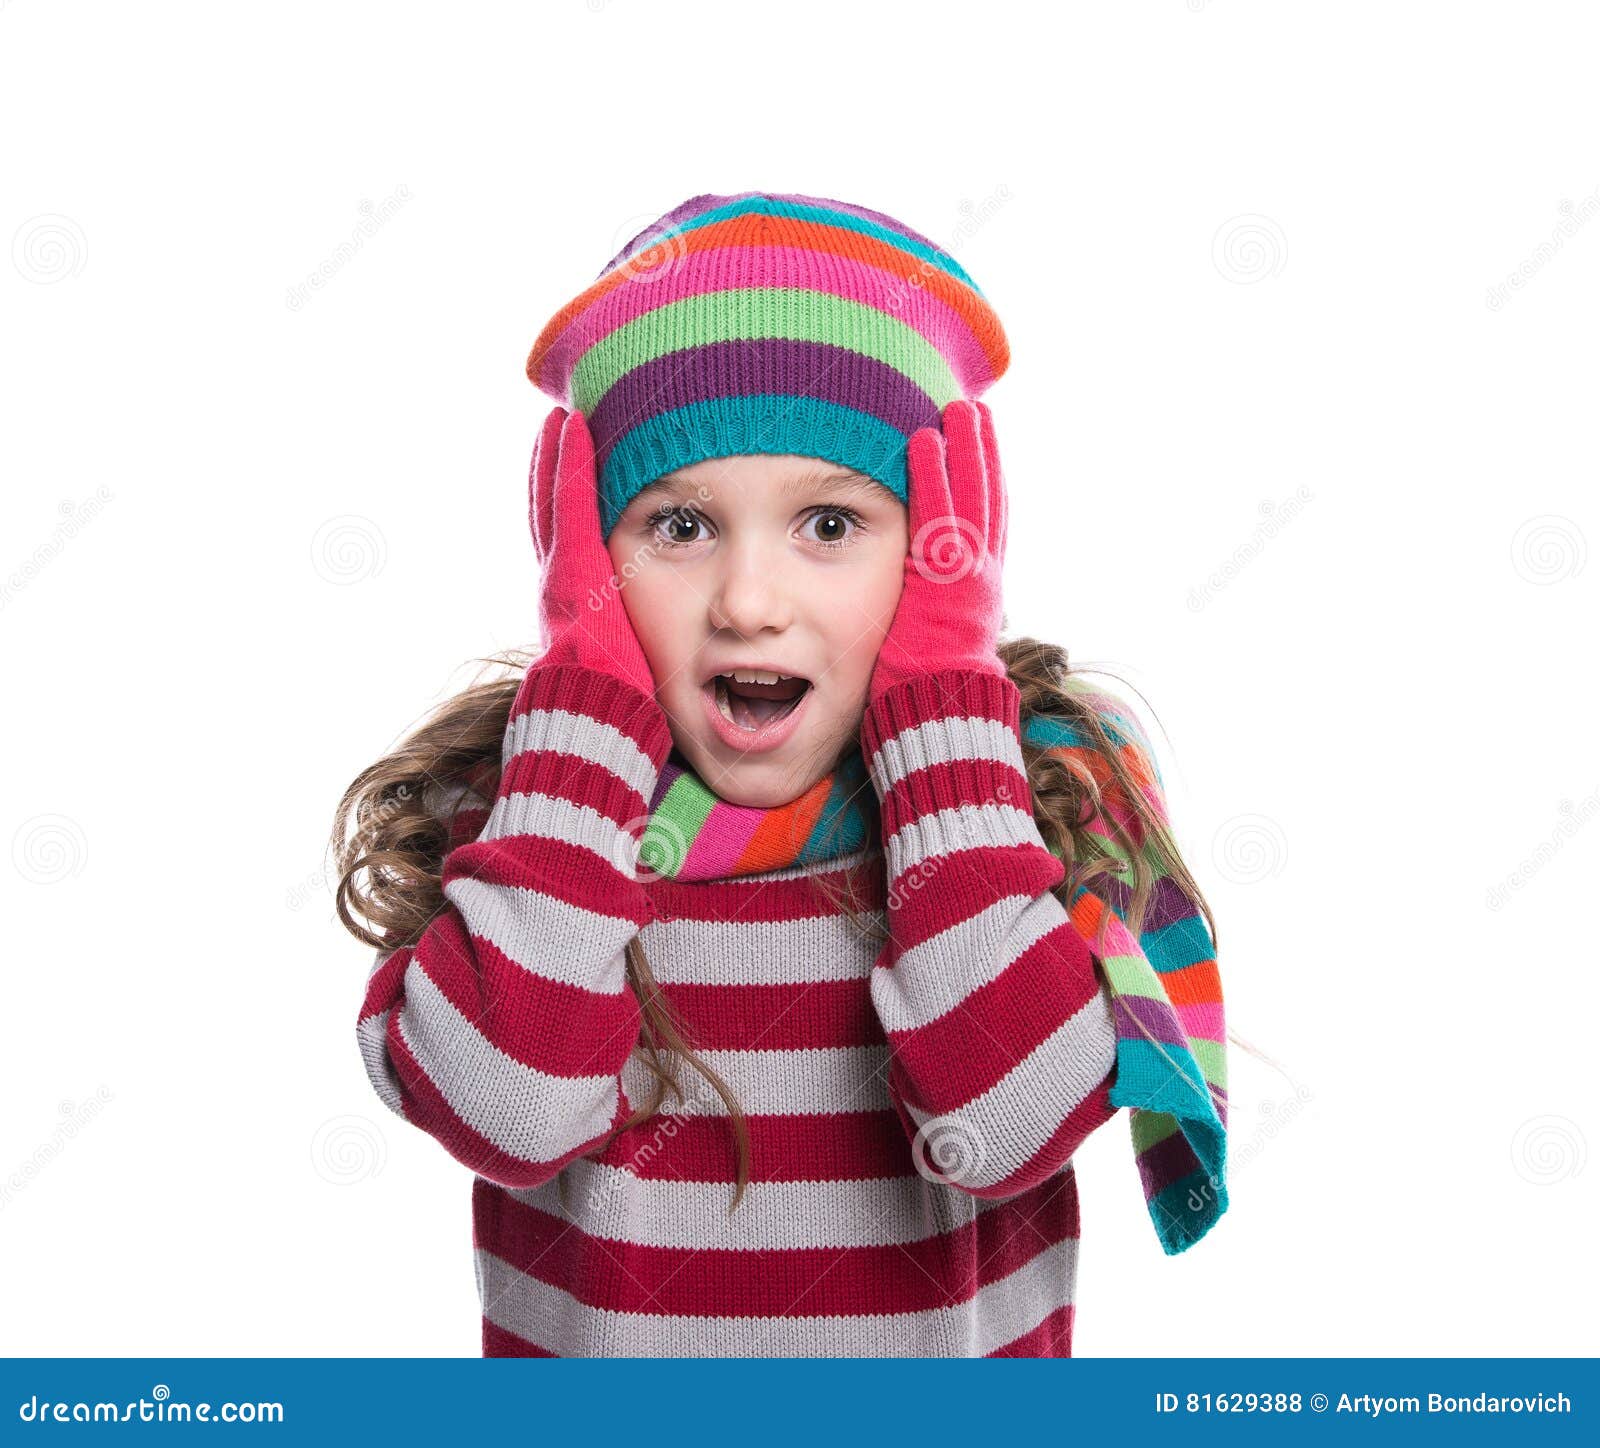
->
[524, 191, 1011, 539]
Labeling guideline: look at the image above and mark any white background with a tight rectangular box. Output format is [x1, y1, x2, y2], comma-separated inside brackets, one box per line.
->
[3, 1, 1596, 1356]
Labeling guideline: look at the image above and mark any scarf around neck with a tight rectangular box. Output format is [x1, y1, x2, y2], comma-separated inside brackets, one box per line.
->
[636, 695, 1229, 1256]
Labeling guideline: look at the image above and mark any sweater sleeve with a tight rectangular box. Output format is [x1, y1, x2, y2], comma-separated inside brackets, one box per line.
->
[355, 664, 672, 1190]
[860, 668, 1120, 1201]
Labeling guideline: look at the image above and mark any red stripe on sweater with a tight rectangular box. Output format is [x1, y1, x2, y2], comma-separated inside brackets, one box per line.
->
[481, 1318, 555, 1357]
[665, 977, 885, 1051]
[474, 1175, 1081, 1318]
[382, 1006, 630, 1190]
[583, 1108, 916, 1183]
[886, 1063, 1117, 1200]
[879, 842, 1064, 951]
[987, 1303, 1075, 1357]
[410, 910, 639, 1078]
[495, 748, 654, 831]
[442, 833, 653, 926]
[876, 920, 1102, 1113]
[875, 753, 1032, 840]
[645, 861, 886, 923]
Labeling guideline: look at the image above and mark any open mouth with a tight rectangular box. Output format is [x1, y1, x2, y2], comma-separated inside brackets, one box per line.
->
[706, 669, 813, 733]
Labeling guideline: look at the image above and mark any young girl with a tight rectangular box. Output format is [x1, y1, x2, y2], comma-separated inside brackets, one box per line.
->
[334, 191, 1230, 1358]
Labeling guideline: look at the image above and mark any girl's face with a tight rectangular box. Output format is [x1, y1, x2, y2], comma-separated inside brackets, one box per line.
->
[606, 454, 909, 808]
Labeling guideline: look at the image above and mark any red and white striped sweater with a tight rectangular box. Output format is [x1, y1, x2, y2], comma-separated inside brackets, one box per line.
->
[356, 664, 1120, 1357]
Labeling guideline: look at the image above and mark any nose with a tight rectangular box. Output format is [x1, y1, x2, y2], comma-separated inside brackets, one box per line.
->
[706, 537, 794, 637]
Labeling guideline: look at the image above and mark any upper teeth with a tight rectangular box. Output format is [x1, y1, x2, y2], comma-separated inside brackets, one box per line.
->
[720, 670, 794, 684]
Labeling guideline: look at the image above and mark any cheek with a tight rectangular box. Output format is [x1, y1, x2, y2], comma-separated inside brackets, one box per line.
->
[824, 559, 906, 684]
[606, 562, 687, 685]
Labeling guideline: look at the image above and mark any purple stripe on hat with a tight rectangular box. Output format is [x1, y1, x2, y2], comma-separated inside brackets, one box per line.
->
[589, 339, 941, 475]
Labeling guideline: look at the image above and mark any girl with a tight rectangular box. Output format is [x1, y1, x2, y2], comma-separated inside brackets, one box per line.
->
[333, 191, 1230, 1358]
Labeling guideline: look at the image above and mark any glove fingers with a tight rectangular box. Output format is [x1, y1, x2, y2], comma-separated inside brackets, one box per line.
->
[530, 405, 567, 564]
[552, 410, 607, 582]
[905, 424, 953, 552]
[941, 400, 990, 550]
[974, 400, 1006, 563]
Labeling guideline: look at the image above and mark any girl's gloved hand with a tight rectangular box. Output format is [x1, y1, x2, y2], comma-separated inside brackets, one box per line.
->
[867, 399, 1009, 707]
[527, 406, 657, 699]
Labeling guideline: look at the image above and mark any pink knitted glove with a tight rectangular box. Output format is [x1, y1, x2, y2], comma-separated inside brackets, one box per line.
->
[527, 406, 657, 698]
[867, 399, 1009, 706]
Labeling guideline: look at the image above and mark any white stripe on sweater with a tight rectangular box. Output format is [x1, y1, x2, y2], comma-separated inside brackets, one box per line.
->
[619, 1043, 892, 1118]
[476, 1235, 1078, 1357]
[884, 800, 1046, 878]
[500, 703, 660, 806]
[897, 983, 1117, 1193]
[637, 913, 882, 986]
[505, 1158, 1005, 1251]
[443, 874, 635, 994]
[871, 891, 1072, 1035]
[478, 784, 642, 863]
[866, 710, 1020, 793]
[393, 959, 625, 1167]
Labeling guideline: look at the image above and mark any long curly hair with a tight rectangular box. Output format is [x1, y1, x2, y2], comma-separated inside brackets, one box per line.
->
[332, 635, 1233, 1216]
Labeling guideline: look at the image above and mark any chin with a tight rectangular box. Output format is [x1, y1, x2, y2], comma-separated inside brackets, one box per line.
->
[678, 729, 847, 808]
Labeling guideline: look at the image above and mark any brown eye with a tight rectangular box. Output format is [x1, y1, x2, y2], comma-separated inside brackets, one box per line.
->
[802, 507, 864, 548]
[650, 507, 710, 547]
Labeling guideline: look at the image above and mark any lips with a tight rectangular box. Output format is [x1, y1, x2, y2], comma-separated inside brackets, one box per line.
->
[710, 673, 809, 730]
[698, 666, 814, 751]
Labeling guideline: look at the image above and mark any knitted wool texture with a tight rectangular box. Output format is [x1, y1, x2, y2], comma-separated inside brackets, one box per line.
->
[632, 689, 1228, 1256]
[524, 190, 1010, 539]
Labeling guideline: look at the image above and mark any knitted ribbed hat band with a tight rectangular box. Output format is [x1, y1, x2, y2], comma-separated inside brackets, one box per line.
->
[525, 191, 1011, 539]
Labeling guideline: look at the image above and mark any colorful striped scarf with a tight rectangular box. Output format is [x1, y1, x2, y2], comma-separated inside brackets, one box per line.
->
[639, 693, 1229, 1255]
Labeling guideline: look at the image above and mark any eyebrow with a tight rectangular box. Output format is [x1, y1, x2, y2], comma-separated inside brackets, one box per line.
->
[635, 466, 881, 504]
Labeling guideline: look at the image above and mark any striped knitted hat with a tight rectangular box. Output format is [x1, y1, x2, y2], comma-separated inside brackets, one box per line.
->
[525, 191, 1010, 539]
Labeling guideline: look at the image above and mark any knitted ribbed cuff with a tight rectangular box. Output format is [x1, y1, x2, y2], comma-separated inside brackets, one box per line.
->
[491, 665, 672, 847]
[861, 669, 1033, 841]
